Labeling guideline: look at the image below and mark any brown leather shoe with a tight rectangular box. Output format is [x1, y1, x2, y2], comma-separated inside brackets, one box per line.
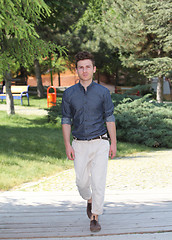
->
[87, 202, 92, 219]
[90, 216, 101, 232]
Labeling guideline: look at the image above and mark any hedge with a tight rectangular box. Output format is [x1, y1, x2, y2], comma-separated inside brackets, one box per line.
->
[47, 94, 172, 148]
[113, 95, 172, 148]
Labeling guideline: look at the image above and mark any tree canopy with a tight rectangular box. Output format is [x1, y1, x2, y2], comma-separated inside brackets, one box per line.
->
[75, 0, 172, 101]
[102, 0, 172, 78]
[0, 0, 65, 114]
[1, 0, 171, 104]
[0, 0, 61, 75]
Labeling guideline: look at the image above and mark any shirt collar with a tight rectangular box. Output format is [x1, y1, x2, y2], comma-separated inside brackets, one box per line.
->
[78, 81, 95, 91]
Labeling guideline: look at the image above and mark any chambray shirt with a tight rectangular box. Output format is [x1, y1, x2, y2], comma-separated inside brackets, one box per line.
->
[61, 81, 115, 140]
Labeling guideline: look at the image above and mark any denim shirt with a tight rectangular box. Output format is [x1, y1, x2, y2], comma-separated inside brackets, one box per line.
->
[61, 81, 115, 140]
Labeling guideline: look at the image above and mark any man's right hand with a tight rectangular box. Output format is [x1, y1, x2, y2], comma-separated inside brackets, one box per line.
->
[66, 145, 75, 160]
[62, 124, 75, 160]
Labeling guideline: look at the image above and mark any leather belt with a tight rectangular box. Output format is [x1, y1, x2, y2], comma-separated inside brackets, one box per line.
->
[73, 134, 109, 141]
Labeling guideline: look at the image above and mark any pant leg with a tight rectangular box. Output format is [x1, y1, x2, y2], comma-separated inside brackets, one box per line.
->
[91, 139, 110, 215]
[72, 140, 92, 200]
[72, 139, 110, 215]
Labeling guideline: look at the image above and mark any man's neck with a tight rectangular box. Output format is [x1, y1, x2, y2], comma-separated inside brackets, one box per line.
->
[80, 79, 93, 90]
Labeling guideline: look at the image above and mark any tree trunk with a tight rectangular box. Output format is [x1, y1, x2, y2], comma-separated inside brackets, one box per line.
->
[5, 71, 15, 115]
[58, 71, 61, 86]
[156, 76, 163, 103]
[34, 58, 44, 98]
[49, 54, 53, 86]
[97, 69, 100, 84]
[115, 65, 119, 86]
[167, 78, 172, 101]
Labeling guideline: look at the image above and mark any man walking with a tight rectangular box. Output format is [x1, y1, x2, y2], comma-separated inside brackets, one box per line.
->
[61, 51, 117, 232]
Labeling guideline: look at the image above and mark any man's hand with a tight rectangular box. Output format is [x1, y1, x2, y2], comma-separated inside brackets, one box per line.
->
[62, 124, 75, 160]
[109, 143, 117, 159]
[66, 144, 75, 160]
[106, 121, 117, 159]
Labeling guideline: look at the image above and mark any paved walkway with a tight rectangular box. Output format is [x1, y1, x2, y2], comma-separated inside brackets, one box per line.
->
[0, 189, 172, 240]
[0, 104, 47, 116]
[1, 150, 172, 240]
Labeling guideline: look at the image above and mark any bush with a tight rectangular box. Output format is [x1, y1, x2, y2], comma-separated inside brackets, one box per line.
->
[125, 84, 155, 97]
[111, 93, 140, 106]
[47, 99, 62, 123]
[114, 95, 172, 148]
[47, 92, 172, 148]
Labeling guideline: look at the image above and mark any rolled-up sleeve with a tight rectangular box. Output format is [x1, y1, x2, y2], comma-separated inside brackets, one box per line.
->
[106, 114, 115, 122]
[61, 91, 72, 125]
[104, 90, 115, 122]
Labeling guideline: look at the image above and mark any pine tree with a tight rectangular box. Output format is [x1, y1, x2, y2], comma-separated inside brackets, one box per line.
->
[102, 0, 172, 102]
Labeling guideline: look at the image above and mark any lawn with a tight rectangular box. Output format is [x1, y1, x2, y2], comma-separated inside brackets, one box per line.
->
[0, 98, 155, 191]
[0, 109, 71, 190]
[0, 95, 51, 109]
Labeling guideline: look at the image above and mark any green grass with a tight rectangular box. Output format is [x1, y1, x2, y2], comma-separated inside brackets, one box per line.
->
[0, 109, 155, 191]
[0, 111, 72, 191]
[116, 141, 154, 156]
[0, 95, 62, 109]
[27, 95, 48, 108]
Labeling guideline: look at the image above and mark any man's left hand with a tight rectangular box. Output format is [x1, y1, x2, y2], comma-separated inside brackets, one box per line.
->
[109, 143, 117, 159]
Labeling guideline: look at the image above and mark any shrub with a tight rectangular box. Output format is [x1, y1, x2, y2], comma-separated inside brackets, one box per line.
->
[125, 84, 155, 97]
[47, 100, 62, 123]
[111, 93, 140, 106]
[47, 92, 172, 148]
[114, 95, 172, 148]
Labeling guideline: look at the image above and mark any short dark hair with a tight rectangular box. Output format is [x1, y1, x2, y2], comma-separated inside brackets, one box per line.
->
[75, 51, 95, 68]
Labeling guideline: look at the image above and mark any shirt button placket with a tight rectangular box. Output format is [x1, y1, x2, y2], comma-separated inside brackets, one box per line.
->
[84, 93, 88, 137]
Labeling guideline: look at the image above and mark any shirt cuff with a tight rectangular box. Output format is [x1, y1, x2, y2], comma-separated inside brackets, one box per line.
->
[61, 117, 72, 125]
[106, 114, 115, 122]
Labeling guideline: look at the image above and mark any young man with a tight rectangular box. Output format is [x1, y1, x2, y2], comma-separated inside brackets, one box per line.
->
[61, 51, 117, 232]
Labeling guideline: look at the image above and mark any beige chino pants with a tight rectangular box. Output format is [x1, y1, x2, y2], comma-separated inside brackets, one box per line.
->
[72, 138, 110, 215]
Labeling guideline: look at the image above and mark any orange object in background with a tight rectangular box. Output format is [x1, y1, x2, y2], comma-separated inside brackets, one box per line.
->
[47, 86, 57, 108]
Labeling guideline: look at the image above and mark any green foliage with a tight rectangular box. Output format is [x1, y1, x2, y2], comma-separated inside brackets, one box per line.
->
[111, 93, 140, 107]
[114, 95, 172, 148]
[0, 0, 65, 75]
[75, 0, 105, 26]
[47, 91, 172, 148]
[103, 0, 172, 78]
[47, 99, 62, 123]
[124, 84, 155, 97]
[46, 90, 172, 148]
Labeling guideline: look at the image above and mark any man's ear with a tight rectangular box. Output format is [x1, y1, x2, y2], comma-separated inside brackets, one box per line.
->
[93, 66, 96, 73]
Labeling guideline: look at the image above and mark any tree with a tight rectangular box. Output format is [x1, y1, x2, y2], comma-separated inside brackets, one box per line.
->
[101, 0, 172, 102]
[32, 0, 89, 91]
[58, 0, 123, 83]
[34, 59, 45, 97]
[61, 0, 144, 86]
[51, 56, 68, 86]
[0, 0, 61, 114]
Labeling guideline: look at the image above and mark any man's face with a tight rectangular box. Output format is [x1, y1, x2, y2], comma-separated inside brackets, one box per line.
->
[76, 59, 96, 82]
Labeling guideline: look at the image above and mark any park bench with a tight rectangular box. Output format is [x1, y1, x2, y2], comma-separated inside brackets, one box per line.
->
[115, 86, 133, 94]
[0, 85, 30, 105]
[115, 86, 140, 95]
